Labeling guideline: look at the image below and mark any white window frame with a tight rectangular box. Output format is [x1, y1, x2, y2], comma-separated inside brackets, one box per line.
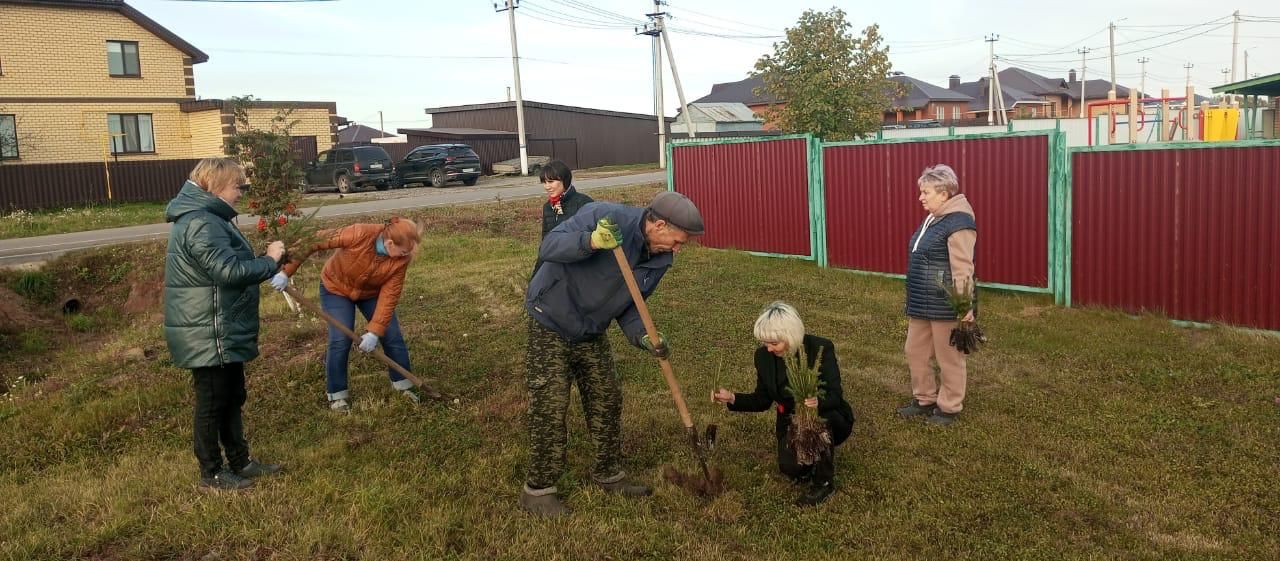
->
[108, 113, 155, 154]
[0, 114, 19, 159]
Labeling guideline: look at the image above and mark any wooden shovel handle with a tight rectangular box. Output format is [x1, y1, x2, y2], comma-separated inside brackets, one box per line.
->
[611, 247, 694, 429]
[283, 285, 440, 398]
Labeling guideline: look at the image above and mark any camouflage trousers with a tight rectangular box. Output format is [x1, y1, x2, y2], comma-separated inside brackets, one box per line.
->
[525, 317, 623, 490]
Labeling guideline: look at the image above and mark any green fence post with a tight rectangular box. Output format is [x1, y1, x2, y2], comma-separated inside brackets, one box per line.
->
[665, 141, 675, 192]
[807, 134, 827, 267]
[1048, 130, 1070, 306]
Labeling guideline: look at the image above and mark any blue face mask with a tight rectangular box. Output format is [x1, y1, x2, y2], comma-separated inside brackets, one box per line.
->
[375, 237, 389, 256]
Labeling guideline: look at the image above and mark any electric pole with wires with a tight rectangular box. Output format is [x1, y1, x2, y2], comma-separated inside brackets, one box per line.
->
[496, 0, 529, 176]
[985, 34, 999, 125]
[1137, 57, 1149, 98]
[1079, 47, 1090, 118]
[637, 1, 668, 166]
[639, 1, 694, 140]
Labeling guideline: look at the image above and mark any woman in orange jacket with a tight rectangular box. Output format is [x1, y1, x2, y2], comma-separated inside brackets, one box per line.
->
[271, 217, 422, 411]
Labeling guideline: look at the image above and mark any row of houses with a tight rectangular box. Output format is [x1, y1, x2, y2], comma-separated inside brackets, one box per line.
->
[0, 0, 339, 167]
[691, 68, 1173, 127]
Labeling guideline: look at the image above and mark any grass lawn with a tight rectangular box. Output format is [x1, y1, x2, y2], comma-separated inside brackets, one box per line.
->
[1, 185, 1277, 560]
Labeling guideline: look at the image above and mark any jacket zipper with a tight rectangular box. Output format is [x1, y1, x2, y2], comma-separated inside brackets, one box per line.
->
[212, 287, 225, 360]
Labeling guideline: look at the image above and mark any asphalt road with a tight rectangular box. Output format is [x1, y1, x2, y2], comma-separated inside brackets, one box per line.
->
[0, 171, 666, 267]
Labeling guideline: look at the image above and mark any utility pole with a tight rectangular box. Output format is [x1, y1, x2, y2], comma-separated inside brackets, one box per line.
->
[657, 13, 695, 139]
[1137, 57, 1150, 98]
[378, 110, 384, 135]
[1243, 50, 1248, 82]
[497, 0, 529, 175]
[1079, 47, 1090, 118]
[1221, 68, 1230, 84]
[1184, 62, 1194, 88]
[1108, 21, 1117, 95]
[1231, 10, 1240, 83]
[985, 34, 999, 125]
[638, 1, 667, 166]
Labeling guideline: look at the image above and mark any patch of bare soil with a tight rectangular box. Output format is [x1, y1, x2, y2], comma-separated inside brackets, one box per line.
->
[0, 286, 43, 332]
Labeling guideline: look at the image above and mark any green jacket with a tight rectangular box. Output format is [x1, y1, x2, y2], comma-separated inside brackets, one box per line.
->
[163, 181, 279, 369]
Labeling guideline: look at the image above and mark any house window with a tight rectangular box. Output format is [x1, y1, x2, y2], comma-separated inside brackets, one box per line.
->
[1031, 107, 1038, 118]
[107, 41, 141, 77]
[0, 115, 18, 159]
[953, 106, 960, 121]
[108, 114, 154, 154]
[936, 106, 944, 121]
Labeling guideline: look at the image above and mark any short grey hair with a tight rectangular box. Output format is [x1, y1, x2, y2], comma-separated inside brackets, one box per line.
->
[917, 164, 960, 196]
[753, 301, 804, 353]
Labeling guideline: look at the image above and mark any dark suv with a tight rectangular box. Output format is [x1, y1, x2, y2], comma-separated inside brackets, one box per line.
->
[303, 145, 394, 193]
[395, 144, 482, 188]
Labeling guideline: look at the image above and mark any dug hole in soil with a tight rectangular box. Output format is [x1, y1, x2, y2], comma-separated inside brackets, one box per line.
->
[662, 464, 726, 497]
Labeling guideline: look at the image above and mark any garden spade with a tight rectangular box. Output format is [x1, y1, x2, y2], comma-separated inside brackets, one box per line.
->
[283, 285, 442, 400]
[610, 247, 719, 491]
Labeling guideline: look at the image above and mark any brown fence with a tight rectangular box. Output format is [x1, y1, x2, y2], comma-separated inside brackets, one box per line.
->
[0, 158, 201, 210]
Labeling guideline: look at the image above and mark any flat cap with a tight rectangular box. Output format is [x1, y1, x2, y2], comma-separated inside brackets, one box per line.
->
[648, 191, 704, 235]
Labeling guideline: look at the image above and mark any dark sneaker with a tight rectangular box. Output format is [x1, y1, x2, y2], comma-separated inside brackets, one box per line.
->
[796, 481, 835, 506]
[596, 477, 653, 497]
[200, 469, 253, 490]
[520, 485, 570, 517]
[896, 399, 936, 418]
[925, 410, 959, 426]
[236, 460, 282, 479]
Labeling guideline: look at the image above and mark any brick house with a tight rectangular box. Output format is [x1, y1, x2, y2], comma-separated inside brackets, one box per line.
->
[0, 0, 337, 165]
[886, 74, 974, 124]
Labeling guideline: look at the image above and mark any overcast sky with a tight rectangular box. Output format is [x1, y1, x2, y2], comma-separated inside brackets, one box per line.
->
[131, 0, 1279, 132]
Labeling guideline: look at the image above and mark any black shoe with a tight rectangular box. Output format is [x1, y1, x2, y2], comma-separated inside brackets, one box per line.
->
[896, 399, 936, 418]
[925, 409, 959, 426]
[199, 469, 253, 490]
[235, 460, 282, 478]
[796, 481, 835, 506]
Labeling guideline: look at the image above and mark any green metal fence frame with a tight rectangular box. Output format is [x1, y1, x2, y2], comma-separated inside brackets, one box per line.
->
[667, 133, 821, 261]
[819, 130, 1068, 299]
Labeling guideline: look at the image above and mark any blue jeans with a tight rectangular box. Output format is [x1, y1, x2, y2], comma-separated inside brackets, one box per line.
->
[320, 281, 413, 401]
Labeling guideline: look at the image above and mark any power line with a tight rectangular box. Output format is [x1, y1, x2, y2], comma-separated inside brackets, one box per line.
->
[663, 1, 780, 34]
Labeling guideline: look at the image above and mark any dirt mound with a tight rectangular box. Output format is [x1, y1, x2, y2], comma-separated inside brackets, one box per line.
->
[0, 286, 43, 333]
[122, 275, 164, 315]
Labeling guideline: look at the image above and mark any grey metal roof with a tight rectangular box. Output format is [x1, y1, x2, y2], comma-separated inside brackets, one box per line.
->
[685, 102, 762, 123]
[890, 75, 974, 108]
[1212, 71, 1280, 96]
[692, 75, 780, 105]
[396, 127, 518, 138]
[423, 100, 671, 122]
[950, 79, 1050, 113]
[338, 124, 395, 144]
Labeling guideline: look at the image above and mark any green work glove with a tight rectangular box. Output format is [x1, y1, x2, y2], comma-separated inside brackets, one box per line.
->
[591, 218, 623, 250]
[636, 332, 669, 359]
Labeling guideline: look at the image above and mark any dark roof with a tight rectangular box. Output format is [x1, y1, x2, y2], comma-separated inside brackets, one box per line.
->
[889, 75, 973, 108]
[1065, 78, 1136, 100]
[998, 67, 1073, 98]
[338, 124, 394, 144]
[950, 78, 1050, 113]
[423, 100, 672, 122]
[692, 75, 780, 105]
[1211, 71, 1280, 96]
[3, 0, 209, 63]
[397, 127, 518, 139]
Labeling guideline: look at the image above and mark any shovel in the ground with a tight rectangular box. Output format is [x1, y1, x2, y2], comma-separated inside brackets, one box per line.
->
[610, 247, 722, 496]
[283, 285, 442, 400]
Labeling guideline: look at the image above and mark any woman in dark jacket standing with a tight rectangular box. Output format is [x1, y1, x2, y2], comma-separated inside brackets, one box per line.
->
[712, 302, 856, 506]
[164, 157, 285, 490]
[532, 160, 592, 275]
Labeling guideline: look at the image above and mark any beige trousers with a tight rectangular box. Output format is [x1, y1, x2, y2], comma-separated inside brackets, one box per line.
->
[904, 319, 968, 414]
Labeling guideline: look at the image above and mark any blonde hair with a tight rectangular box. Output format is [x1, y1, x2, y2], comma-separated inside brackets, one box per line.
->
[189, 158, 245, 193]
[753, 301, 804, 353]
[917, 164, 960, 196]
[383, 216, 423, 256]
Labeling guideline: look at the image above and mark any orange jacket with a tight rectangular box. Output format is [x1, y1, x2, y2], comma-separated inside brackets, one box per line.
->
[283, 224, 409, 336]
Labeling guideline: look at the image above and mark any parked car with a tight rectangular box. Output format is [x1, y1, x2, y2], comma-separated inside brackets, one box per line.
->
[491, 155, 551, 176]
[394, 144, 482, 188]
[302, 145, 394, 193]
[906, 119, 942, 129]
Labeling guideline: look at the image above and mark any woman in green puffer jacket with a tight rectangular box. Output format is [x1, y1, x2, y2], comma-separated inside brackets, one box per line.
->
[164, 157, 284, 491]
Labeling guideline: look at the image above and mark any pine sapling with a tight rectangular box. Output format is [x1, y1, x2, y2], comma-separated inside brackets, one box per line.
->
[936, 272, 987, 354]
[784, 348, 831, 465]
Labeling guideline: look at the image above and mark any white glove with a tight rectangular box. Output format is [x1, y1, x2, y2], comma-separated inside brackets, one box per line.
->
[358, 332, 379, 352]
[269, 272, 289, 292]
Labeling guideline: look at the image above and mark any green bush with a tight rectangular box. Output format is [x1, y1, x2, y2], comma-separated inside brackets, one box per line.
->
[66, 314, 94, 332]
[12, 272, 56, 304]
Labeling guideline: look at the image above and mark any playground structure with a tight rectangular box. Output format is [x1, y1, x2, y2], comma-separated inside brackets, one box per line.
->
[1086, 87, 1247, 146]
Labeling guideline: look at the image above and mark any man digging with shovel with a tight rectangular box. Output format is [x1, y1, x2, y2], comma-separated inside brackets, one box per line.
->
[521, 191, 705, 517]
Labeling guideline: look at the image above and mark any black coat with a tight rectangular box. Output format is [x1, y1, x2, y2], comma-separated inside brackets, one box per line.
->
[533, 186, 593, 276]
[728, 334, 855, 445]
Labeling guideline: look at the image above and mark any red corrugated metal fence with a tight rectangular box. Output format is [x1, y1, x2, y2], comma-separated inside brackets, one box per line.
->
[823, 135, 1050, 288]
[1072, 145, 1280, 329]
[671, 138, 811, 256]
